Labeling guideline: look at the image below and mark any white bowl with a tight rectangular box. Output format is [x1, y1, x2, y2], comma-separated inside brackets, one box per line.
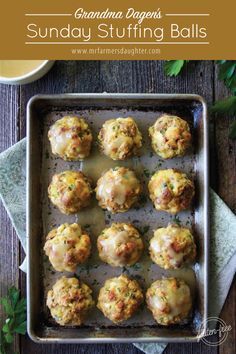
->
[0, 60, 55, 85]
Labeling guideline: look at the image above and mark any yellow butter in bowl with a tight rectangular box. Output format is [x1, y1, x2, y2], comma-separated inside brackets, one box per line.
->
[0, 60, 54, 85]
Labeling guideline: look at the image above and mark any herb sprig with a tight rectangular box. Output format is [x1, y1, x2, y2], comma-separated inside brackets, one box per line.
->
[217, 60, 236, 94]
[164, 60, 189, 76]
[164, 60, 236, 139]
[211, 61, 236, 138]
[0, 287, 26, 354]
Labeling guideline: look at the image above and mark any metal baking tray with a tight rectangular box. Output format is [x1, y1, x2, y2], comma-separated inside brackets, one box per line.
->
[26, 93, 209, 344]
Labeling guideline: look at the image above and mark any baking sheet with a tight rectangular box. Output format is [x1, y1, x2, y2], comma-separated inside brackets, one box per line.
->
[27, 94, 208, 342]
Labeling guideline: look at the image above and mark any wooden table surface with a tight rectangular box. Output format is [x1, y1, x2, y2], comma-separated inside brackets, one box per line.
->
[0, 60, 235, 354]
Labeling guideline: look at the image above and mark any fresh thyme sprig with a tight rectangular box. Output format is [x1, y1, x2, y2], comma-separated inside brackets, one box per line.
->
[0, 287, 26, 354]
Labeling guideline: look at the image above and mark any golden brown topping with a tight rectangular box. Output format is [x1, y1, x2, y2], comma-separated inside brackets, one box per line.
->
[149, 114, 191, 159]
[48, 116, 93, 161]
[97, 275, 143, 323]
[95, 167, 141, 213]
[149, 224, 196, 269]
[97, 223, 144, 267]
[48, 170, 93, 214]
[44, 223, 91, 272]
[98, 117, 142, 160]
[47, 277, 94, 326]
[148, 169, 194, 214]
[146, 278, 192, 325]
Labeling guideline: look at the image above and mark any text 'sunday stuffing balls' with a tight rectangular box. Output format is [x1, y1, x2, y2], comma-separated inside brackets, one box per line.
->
[148, 169, 195, 214]
[97, 275, 144, 323]
[146, 278, 192, 326]
[98, 117, 142, 160]
[95, 167, 141, 213]
[97, 223, 144, 267]
[48, 116, 93, 161]
[48, 170, 92, 214]
[44, 223, 91, 272]
[149, 114, 191, 159]
[47, 277, 94, 326]
[149, 224, 196, 269]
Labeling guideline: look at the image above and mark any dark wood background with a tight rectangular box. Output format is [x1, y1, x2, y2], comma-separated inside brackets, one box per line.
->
[0, 61, 235, 354]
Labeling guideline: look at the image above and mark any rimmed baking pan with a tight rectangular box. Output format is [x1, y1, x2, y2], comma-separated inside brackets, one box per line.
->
[26, 93, 209, 343]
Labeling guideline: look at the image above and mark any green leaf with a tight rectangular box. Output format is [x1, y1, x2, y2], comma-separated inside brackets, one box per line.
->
[164, 60, 189, 76]
[217, 61, 236, 94]
[14, 321, 27, 335]
[211, 96, 236, 115]
[229, 121, 236, 139]
[0, 330, 8, 354]
[8, 287, 20, 309]
[15, 298, 26, 314]
[14, 312, 27, 326]
[4, 332, 13, 344]
[0, 298, 14, 316]
[2, 321, 10, 334]
[0, 287, 27, 354]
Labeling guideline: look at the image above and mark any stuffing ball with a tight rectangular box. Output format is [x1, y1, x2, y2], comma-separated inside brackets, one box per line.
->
[46, 276, 94, 326]
[149, 224, 196, 269]
[48, 116, 93, 161]
[97, 275, 144, 323]
[146, 278, 192, 326]
[95, 167, 141, 213]
[97, 223, 144, 267]
[149, 114, 191, 159]
[44, 223, 91, 272]
[148, 169, 194, 214]
[98, 117, 142, 160]
[48, 170, 92, 214]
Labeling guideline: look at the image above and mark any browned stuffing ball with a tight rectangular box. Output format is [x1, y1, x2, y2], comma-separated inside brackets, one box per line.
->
[149, 114, 191, 159]
[97, 275, 144, 323]
[44, 223, 91, 272]
[149, 224, 196, 269]
[148, 169, 195, 214]
[95, 167, 142, 213]
[98, 117, 142, 160]
[146, 278, 192, 326]
[46, 277, 94, 326]
[48, 116, 93, 161]
[97, 223, 144, 267]
[48, 170, 93, 214]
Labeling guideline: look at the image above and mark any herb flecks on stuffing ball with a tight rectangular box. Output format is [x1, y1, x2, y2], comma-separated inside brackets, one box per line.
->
[97, 275, 144, 323]
[149, 115, 191, 159]
[48, 170, 92, 214]
[146, 277, 192, 326]
[44, 223, 91, 272]
[47, 277, 94, 326]
[98, 117, 142, 160]
[97, 223, 144, 267]
[96, 167, 141, 213]
[149, 224, 196, 269]
[148, 169, 195, 214]
[48, 116, 93, 161]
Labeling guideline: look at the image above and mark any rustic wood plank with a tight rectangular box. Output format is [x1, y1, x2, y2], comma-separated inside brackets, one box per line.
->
[213, 65, 236, 211]
[0, 84, 21, 353]
[214, 64, 236, 354]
